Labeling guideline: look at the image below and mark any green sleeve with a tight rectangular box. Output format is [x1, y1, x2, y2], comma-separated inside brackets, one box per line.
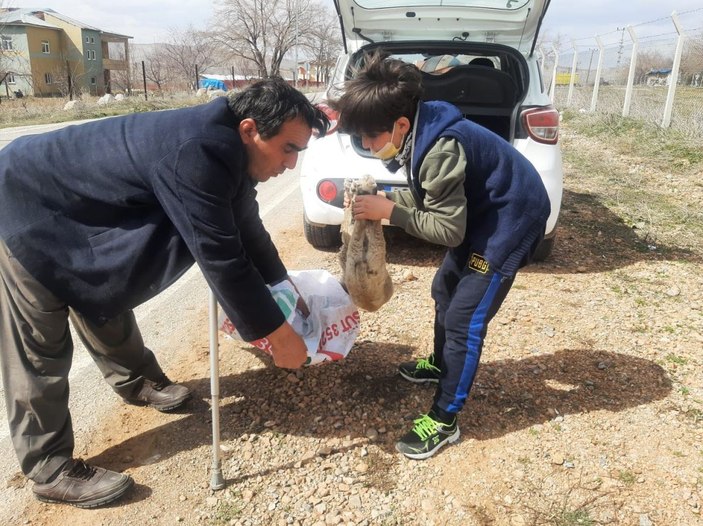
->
[388, 138, 467, 247]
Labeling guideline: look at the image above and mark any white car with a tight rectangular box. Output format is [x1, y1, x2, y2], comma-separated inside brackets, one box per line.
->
[301, 0, 562, 260]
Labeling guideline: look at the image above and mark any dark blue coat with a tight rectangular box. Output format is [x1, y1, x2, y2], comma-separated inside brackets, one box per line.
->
[0, 97, 286, 340]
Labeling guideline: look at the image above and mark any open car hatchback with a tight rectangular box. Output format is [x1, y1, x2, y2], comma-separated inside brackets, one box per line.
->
[300, 0, 562, 260]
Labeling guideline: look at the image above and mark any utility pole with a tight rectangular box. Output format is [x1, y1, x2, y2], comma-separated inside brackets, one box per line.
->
[294, 2, 299, 88]
[585, 48, 596, 86]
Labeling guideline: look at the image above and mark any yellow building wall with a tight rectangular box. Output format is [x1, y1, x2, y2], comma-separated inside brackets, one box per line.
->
[26, 27, 63, 96]
[42, 12, 103, 95]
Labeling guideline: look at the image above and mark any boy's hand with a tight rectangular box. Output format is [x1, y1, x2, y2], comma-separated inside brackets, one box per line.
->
[352, 194, 394, 221]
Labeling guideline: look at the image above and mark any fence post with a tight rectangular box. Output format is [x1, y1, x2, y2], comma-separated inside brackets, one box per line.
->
[549, 45, 559, 103]
[567, 40, 579, 107]
[141, 61, 147, 101]
[66, 60, 73, 101]
[622, 26, 638, 118]
[661, 11, 686, 128]
[590, 36, 605, 113]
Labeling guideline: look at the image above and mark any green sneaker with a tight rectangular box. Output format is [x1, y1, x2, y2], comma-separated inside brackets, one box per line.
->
[396, 413, 460, 460]
[398, 357, 441, 384]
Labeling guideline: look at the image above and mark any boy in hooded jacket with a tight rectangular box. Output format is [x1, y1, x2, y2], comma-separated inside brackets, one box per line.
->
[332, 52, 550, 459]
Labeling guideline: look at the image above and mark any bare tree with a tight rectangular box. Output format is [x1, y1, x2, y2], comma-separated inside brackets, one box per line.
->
[47, 55, 86, 98]
[1, 0, 15, 98]
[300, 4, 341, 85]
[161, 25, 219, 89]
[680, 36, 703, 85]
[1, 24, 33, 97]
[141, 46, 176, 92]
[212, 0, 318, 79]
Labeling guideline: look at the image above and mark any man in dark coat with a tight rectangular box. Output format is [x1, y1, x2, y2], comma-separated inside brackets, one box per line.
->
[0, 78, 328, 508]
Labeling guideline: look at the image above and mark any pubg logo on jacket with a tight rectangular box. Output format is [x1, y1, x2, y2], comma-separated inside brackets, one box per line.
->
[468, 253, 489, 273]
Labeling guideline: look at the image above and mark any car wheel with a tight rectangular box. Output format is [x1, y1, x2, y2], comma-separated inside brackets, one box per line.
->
[303, 215, 341, 249]
[532, 232, 556, 262]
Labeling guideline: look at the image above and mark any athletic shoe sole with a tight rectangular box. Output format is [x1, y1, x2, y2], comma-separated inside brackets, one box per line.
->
[398, 369, 440, 384]
[396, 427, 460, 460]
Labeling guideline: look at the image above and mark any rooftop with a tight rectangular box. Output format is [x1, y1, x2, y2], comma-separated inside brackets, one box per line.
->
[0, 7, 131, 38]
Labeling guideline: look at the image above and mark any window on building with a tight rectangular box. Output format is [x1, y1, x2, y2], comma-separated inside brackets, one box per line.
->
[44, 72, 53, 84]
[7, 72, 16, 84]
[91, 77, 96, 85]
[90, 36, 95, 44]
[41, 41, 50, 53]
[1, 36, 12, 51]
[91, 50, 96, 60]
[85, 36, 90, 43]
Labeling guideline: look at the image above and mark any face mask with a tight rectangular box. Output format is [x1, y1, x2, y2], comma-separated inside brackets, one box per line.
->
[372, 123, 402, 161]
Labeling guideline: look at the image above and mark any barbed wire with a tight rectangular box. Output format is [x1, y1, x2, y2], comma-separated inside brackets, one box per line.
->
[631, 7, 703, 28]
[543, 7, 703, 48]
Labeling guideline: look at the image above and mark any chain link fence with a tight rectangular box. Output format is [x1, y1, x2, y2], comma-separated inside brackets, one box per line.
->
[540, 8, 703, 137]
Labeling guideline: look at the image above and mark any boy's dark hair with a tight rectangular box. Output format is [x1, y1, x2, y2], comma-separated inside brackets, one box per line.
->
[227, 77, 329, 138]
[330, 51, 423, 136]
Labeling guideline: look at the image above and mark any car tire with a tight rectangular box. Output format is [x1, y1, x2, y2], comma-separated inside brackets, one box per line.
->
[303, 215, 341, 249]
[532, 232, 556, 262]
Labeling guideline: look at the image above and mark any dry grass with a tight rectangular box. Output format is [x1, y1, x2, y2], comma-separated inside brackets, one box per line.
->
[0, 92, 203, 128]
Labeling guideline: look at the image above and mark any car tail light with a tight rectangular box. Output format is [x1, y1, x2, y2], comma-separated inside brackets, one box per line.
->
[317, 180, 338, 203]
[521, 106, 559, 145]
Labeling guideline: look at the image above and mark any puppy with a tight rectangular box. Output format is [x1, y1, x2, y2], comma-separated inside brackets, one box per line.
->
[339, 175, 393, 312]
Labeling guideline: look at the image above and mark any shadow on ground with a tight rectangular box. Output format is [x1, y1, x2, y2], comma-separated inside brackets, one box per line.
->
[312, 188, 702, 275]
[527, 189, 702, 275]
[89, 343, 671, 488]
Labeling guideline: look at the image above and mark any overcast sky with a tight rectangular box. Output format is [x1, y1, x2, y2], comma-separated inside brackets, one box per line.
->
[5, 0, 703, 45]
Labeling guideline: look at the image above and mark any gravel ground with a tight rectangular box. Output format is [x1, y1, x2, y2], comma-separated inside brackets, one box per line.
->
[5, 119, 703, 526]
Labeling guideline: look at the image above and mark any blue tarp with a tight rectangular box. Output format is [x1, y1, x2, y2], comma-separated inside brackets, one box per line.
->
[199, 78, 227, 91]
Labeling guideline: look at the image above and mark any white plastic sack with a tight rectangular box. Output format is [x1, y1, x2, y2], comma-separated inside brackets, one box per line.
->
[219, 269, 360, 366]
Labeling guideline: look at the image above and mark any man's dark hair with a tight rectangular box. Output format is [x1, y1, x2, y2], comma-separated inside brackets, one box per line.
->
[228, 77, 329, 138]
[330, 50, 423, 136]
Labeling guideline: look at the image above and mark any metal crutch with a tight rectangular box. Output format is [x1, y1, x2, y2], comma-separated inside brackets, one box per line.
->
[208, 289, 225, 490]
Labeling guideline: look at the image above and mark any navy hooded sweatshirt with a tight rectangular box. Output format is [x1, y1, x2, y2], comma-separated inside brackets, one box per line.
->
[407, 101, 551, 275]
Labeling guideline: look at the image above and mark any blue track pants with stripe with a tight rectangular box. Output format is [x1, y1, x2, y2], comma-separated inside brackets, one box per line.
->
[430, 251, 514, 418]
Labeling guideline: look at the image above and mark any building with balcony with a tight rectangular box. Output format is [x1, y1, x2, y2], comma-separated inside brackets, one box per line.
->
[0, 7, 131, 97]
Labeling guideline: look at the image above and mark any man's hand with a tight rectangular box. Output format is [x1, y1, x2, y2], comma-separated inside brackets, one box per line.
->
[265, 321, 307, 369]
[352, 194, 394, 221]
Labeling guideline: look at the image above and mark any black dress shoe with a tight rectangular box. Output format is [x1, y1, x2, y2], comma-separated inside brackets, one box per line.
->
[33, 459, 133, 508]
[123, 374, 191, 412]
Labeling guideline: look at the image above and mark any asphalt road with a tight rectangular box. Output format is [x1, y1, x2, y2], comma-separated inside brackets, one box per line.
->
[0, 112, 313, 520]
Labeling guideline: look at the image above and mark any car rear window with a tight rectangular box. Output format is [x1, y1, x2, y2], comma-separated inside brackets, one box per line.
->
[383, 52, 501, 75]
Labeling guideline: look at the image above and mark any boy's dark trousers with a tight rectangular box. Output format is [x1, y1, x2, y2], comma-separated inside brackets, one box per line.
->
[430, 251, 514, 418]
